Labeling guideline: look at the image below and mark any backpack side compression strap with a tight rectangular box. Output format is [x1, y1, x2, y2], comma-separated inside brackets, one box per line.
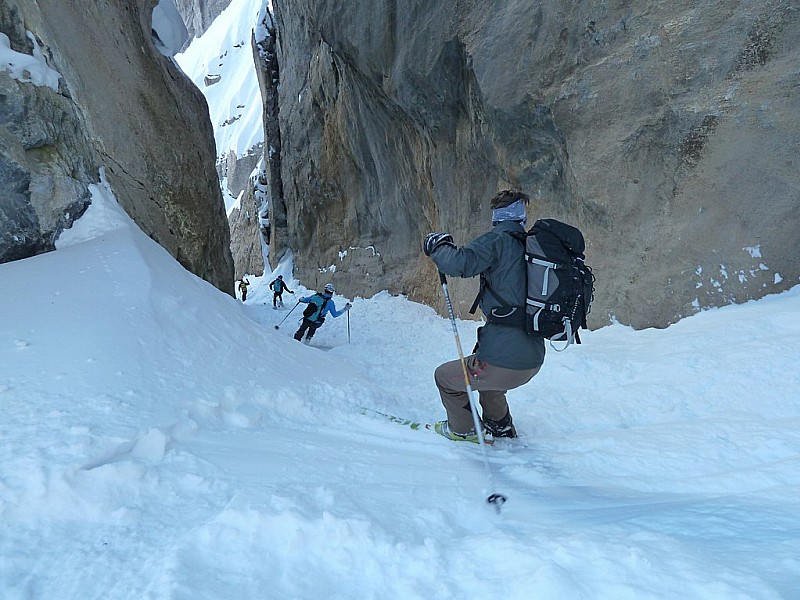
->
[468, 276, 485, 315]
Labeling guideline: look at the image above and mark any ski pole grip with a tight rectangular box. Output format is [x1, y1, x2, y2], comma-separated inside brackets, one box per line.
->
[439, 271, 447, 285]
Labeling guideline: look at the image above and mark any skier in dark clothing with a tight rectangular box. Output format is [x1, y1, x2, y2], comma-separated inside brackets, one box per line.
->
[238, 277, 250, 302]
[423, 189, 545, 443]
[293, 283, 351, 344]
[269, 275, 294, 309]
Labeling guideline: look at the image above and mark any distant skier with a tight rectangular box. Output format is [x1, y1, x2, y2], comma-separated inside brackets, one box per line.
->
[238, 277, 251, 302]
[269, 275, 294, 309]
[294, 283, 351, 344]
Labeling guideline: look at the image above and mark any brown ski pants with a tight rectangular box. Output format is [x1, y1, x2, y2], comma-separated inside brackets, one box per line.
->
[434, 355, 539, 435]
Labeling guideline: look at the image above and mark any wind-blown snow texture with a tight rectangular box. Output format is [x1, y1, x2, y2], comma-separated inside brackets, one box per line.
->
[1, 176, 799, 599]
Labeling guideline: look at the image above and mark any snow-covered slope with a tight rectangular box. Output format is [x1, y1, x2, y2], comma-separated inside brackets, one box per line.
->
[176, 0, 265, 160]
[2, 179, 799, 598]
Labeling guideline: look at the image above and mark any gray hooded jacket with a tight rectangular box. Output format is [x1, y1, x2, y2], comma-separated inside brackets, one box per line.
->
[430, 220, 545, 370]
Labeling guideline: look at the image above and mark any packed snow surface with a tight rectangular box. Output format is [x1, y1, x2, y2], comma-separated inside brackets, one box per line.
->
[1, 185, 799, 599]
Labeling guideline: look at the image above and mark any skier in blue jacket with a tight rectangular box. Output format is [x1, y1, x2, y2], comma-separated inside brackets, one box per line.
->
[293, 283, 351, 343]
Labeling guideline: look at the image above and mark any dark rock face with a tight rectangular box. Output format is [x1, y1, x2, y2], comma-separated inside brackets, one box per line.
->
[0, 170, 46, 262]
[0, 5, 94, 262]
[264, 0, 800, 328]
[1, 0, 234, 294]
[252, 10, 286, 264]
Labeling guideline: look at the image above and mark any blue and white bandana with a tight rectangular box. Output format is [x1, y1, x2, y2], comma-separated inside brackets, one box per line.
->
[492, 200, 527, 227]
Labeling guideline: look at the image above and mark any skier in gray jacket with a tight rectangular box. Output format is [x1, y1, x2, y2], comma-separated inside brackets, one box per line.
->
[423, 189, 545, 442]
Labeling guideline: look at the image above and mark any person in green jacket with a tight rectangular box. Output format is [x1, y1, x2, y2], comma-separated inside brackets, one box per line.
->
[238, 277, 250, 302]
[423, 190, 544, 443]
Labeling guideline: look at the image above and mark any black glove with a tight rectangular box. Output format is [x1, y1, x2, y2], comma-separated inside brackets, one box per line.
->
[423, 232, 455, 256]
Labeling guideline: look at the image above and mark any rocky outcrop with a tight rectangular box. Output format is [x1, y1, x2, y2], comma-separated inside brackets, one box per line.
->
[224, 146, 268, 278]
[1, 0, 234, 294]
[252, 8, 285, 267]
[264, 0, 800, 328]
[228, 171, 269, 279]
[217, 145, 262, 199]
[1, 5, 94, 262]
[174, 0, 230, 50]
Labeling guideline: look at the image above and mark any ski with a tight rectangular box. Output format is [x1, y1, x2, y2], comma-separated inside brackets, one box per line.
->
[359, 407, 495, 445]
[359, 407, 426, 430]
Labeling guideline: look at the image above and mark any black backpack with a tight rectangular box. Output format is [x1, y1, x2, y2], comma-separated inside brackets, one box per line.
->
[518, 219, 594, 348]
[471, 219, 595, 350]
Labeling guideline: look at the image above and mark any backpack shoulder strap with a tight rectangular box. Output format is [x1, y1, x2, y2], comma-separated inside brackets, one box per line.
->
[317, 297, 329, 320]
[508, 230, 527, 244]
[468, 230, 526, 314]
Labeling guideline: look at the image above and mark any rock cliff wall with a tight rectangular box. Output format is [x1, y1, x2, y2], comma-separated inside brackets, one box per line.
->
[264, 0, 799, 327]
[228, 171, 269, 280]
[175, 0, 230, 50]
[0, 0, 233, 294]
[1, 2, 95, 261]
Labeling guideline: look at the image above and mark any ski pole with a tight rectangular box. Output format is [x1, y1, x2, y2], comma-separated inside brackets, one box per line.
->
[346, 308, 351, 343]
[438, 271, 507, 513]
[274, 300, 301, 330]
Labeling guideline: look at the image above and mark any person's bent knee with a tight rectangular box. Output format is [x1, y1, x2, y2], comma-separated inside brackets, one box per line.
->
[434, 359, 464, 392]
[434, 362, 449, 387]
